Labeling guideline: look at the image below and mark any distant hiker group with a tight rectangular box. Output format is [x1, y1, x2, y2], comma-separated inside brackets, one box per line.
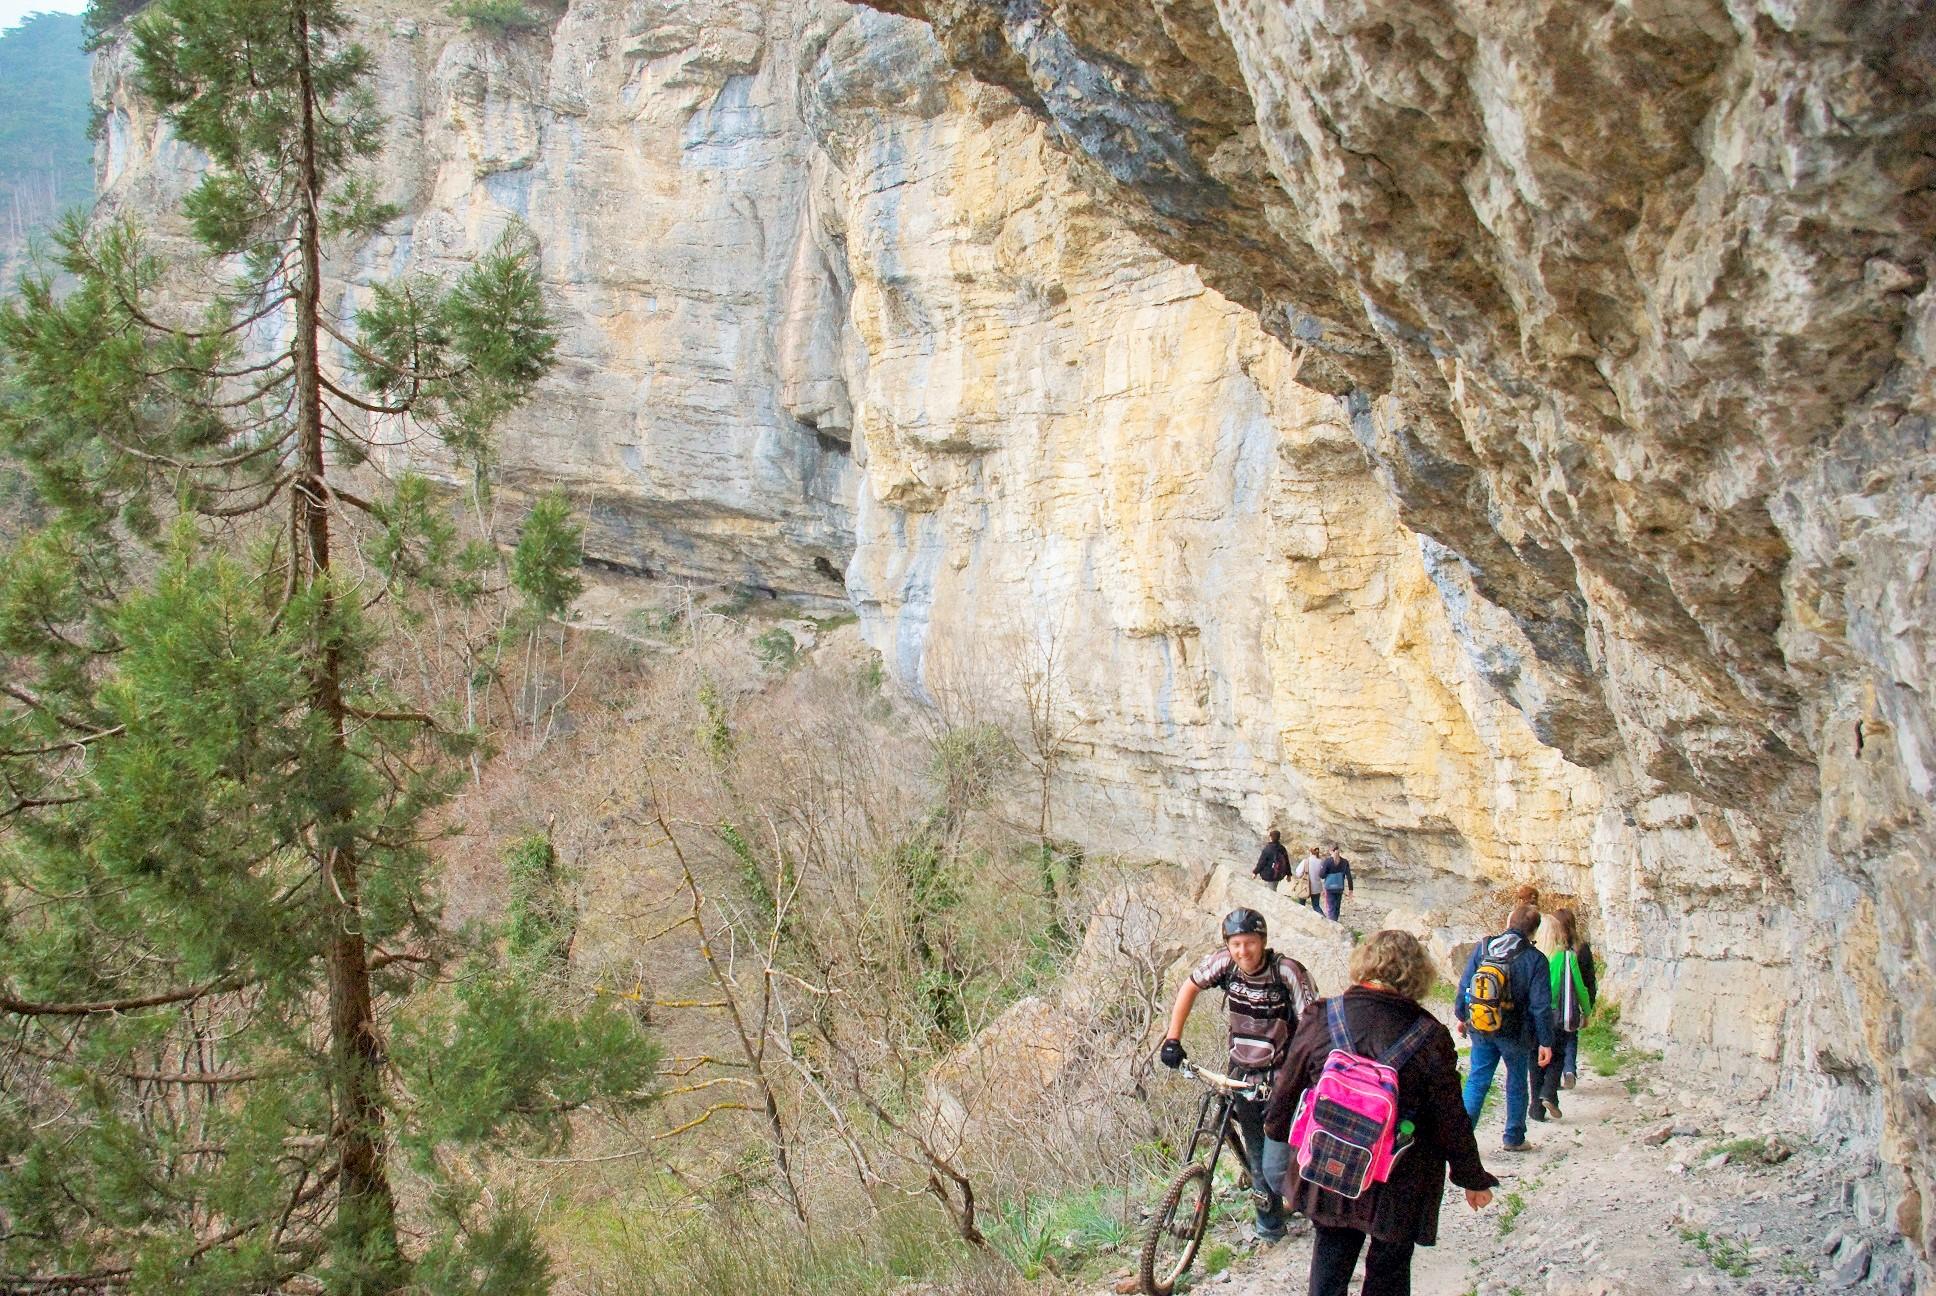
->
[1456, 884, 1597, 1146]
[1155, 850, 1601, 1296]
[1254, 830, 1355, 922]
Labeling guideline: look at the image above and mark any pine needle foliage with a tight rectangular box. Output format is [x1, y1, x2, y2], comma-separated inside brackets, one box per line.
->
[0, 0, 658, 1291]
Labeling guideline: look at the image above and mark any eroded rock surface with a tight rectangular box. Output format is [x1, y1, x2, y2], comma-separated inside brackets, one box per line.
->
[859, 0, 1936, 1270]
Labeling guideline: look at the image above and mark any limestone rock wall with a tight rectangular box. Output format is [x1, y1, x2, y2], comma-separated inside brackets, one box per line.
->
[860, 0, 1936, 1265]
[91, 0, 1935, 1268]
[94, 0, 861, 599]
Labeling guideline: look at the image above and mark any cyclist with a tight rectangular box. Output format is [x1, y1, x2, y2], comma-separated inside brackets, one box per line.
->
[1159, 907, 1319, 1242]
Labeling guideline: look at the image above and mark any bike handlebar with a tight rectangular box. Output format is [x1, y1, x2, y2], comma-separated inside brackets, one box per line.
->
[1178, 1059, 1268, 1100]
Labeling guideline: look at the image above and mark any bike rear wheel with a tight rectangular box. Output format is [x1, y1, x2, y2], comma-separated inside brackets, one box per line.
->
[1138, 1161, 1212, 1295]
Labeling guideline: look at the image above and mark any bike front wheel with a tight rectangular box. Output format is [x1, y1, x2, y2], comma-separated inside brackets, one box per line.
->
[1138, 1161, 1212, 1295]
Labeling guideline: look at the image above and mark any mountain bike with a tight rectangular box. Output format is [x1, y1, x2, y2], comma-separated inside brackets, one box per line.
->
[1138, 1060, 1268, 1295]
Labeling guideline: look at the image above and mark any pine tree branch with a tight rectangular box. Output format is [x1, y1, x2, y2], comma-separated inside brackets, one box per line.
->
[317, 373, 412, 417]
[0, 973, 250, 1018]
[0, 794, 85, 823]
[0, 1163, 339, 1290]
[195, 473, 294, 519]
[0, 726, 124, 758]
[315, 315, 468, 385]
[341, 704, 440, 727]
[1, 685, 114, 736]
[12, 1040, 283, 1085]
[111, 285, 294, 345]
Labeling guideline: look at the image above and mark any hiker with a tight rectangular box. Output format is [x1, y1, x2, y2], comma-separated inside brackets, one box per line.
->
[1319, 844, 1354, 922]
[1517, 882, 1567, 963]
[1454, 903, 1554, 1152]
[1261, 930, 1498, 1296]
[1510, 883, 1550, 1122]
[1298, 843, 1325, 913]
[1255, 829, 1292, 890]
[1535, 906, 1598, 1114]
[1160, 908, 1319, 1241]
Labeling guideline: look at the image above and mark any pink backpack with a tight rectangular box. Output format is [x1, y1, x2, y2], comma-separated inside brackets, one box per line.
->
[1288, 999, 1436, 1198]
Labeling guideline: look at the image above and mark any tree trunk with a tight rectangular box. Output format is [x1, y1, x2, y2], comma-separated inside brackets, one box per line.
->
[290, 0, 399, 1277]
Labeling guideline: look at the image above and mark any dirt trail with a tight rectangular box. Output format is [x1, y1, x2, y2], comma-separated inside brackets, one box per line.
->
[1099, 1042, 1908, 1296]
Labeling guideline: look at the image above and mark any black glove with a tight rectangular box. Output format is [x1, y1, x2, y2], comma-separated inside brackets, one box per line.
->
[1159, 1038, 1185, 1069]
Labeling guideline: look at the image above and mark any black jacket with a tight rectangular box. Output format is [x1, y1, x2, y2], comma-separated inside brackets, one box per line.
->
[1265, 988, 1497, 1245]
[1254, 841, 1291, 883]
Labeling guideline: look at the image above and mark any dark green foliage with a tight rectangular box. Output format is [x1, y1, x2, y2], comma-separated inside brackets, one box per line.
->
[754, 625, 798, 669]
[447, 0, 557, 34]
[0, 0, 645, 1288]
[83, 0, 153, 49]
[504, 832, 575, 975]
[394, 966, 659, 1158]
[510, 489, 583, 622]
[0, 13, 93, 264]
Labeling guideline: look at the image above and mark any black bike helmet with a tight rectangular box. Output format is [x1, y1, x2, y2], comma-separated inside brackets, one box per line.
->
[1221, 907, 1267, 939]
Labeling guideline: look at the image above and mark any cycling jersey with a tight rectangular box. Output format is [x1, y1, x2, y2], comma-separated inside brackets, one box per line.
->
[1190, 947, 1319, 1072]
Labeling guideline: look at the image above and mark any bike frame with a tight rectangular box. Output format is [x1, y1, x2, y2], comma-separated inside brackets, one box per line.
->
[1178, 1061, 1266, 1179]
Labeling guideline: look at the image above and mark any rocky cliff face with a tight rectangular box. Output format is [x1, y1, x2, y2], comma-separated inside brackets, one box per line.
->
[854, 0, 1936, 1265]
[92, 0, 1935, 1271]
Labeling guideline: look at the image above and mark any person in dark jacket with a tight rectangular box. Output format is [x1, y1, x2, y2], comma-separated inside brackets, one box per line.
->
[1262, 930, 1497, 1296]
[1255, 829, 1292, 889]
[1536, 906, 1599, 1111]
[1455, 903, 1554, 1151]
[1319, 844, 1354, 922]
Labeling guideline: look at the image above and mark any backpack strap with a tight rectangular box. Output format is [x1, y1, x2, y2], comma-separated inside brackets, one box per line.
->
[1325, 997, 1352, 1054]
[1376, 1015, 1438, 1070]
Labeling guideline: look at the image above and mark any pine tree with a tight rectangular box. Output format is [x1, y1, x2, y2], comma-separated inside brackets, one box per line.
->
[0, 0, 657, 1290]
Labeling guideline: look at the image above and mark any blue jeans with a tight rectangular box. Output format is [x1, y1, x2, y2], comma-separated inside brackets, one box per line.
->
[1463, 1032, 1532, 1146]
[1232, 1092, 1283, 1237]
[1323, 889, 1343, 921]
[1562, 1031, 1579, 1075]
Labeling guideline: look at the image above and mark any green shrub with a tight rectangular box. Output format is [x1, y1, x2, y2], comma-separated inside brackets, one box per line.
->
[987, 1186, 1135, 1280]
[754, 625, 798, 669]
[504, 832, 575, 974]
[448, 0, 552, 33]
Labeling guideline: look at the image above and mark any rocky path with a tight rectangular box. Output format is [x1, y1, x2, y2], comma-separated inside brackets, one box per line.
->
[1101, 1046, 1914, 1296]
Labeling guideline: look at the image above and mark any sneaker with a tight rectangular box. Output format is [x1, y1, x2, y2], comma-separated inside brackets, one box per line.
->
[1254, 1223, 1286, 1244]
[1543, 1099, 1563, 1120]
[1561, 1072, 1577, 1090]
[1529, 1106, 1547, 1123]
[1500, 1140, 1534, 1154]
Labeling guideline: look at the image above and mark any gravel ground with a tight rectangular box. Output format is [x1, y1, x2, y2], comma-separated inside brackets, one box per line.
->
[1098, 1041, 1918, 1296]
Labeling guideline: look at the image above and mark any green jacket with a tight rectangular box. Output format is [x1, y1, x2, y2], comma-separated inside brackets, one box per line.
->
[1550, 947, 1593, 1019]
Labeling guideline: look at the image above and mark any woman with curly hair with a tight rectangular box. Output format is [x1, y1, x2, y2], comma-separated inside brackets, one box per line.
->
[1264, 930, 1499, 1296]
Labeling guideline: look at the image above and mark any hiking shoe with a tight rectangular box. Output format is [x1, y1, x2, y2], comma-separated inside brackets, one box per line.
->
[1543, 1099, 1563, 1120]
[1560, 1072, 1577, 1090]
[1529, 1106, 1547, 1123]
[1253, 1223, 1286, 1244]
[1500, 1140, 1534, 1153]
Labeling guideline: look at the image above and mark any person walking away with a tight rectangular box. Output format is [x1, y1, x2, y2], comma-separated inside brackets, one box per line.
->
[1261, 930, 1498, 1296]
[1519, 882, 1566, 963]
[1160, 909, 1319, 1241]
[1536, 907, 1598, 1111]
[1299, 844, 1325, 913]
[1256, 829, 1292, 891]
[1454, 904, 1554, 1152]
[1320, 845, 1354, 922]
[1510, 883, 1561, 1123]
